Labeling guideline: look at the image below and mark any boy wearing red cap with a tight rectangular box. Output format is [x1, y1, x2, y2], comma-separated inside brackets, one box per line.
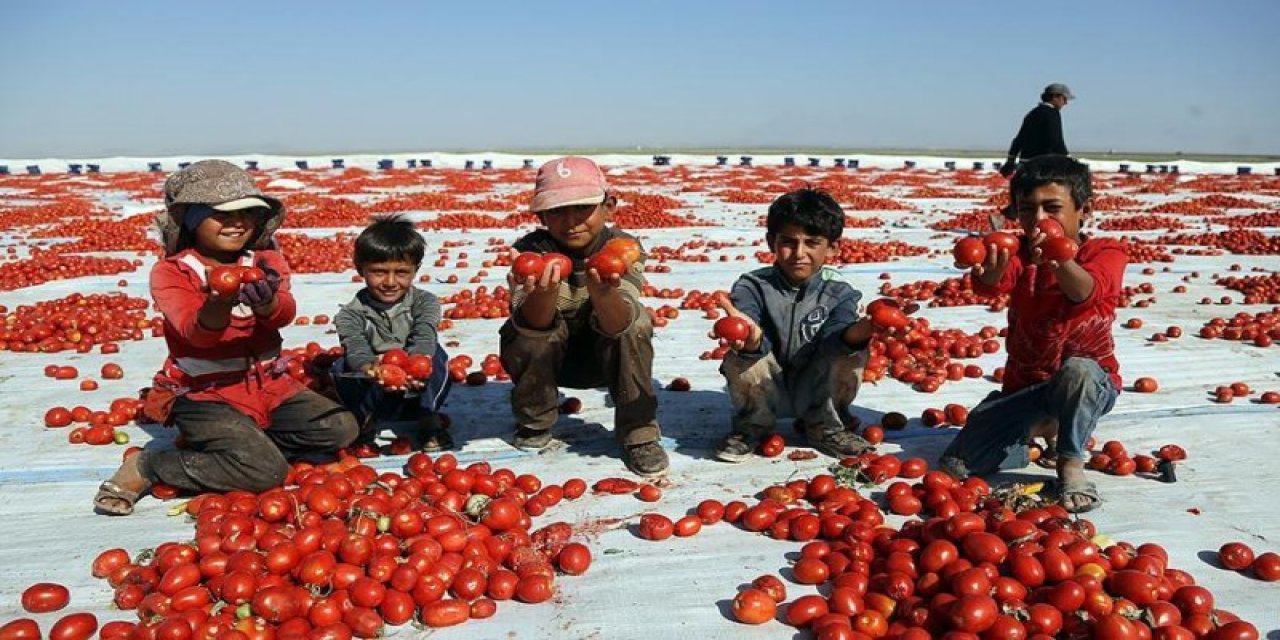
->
[499, 157, 667, 476]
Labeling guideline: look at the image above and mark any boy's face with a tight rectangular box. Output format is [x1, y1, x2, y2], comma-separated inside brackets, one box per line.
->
[767, 224, 835, 285]
[1015, 183, 1088, 242]
[538, 200, 612, 253]
[359, 260, 418, 304]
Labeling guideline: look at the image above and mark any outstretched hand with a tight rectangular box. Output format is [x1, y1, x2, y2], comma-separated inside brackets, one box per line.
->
[506, 249, 564, 297]
[708, 293, 764, 353]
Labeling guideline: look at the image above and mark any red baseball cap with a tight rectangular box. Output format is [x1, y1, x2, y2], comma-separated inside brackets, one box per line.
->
[530, 156, 610, 213]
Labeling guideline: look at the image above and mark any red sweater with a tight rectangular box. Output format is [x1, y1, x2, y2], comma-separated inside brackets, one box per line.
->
[151, 249, 295, 376]
[974, 237, 1127, 394]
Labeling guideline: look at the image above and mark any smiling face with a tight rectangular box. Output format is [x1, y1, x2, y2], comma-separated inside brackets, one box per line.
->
[1015, 183, 1088, 242]
[539, 198, 613, 253]
[359, 259, 418, 304]
[768, 223, 835, 286]
[193, 209, 262, 261]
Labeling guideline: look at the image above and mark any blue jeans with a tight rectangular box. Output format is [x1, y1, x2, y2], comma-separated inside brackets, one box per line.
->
[330, 346, 452, 439]
[940, 358, 1118, 477]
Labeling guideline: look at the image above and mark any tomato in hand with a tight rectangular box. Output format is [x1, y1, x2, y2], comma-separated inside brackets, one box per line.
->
[511, 252, 545, 280]
[953, 236, 987, 267]
[986, 231, 1021, 254]
[586, 252, 628, 279]
[714, 316, 752, 343]
[1039, 236, 1079, 262]
[543, 253, 573, 277]
[404, 355, 433, 380]
[1037, 219, 1065, 238]
[208, 266, 243, 297]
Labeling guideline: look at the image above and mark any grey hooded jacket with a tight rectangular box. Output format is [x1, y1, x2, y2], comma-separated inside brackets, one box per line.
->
[729, 265, 866, 372]
[335, 286, 442, 371]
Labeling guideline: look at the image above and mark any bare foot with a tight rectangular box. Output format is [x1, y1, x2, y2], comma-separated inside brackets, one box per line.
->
[1057, 457, 1094, 512]
[98, 454, 150, 514]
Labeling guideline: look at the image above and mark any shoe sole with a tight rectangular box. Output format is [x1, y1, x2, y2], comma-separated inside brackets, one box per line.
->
[626, 462, 669, 477]
[715, 449, 753, 464]
[512, 439, 553, 452]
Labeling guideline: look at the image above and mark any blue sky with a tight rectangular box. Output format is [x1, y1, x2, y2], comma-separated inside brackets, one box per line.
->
[2, 1, 1277, 157]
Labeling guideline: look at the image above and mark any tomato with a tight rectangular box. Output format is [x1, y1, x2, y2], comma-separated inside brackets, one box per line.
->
[48, 613, 97, 640]
[340, 607, 383, 639]
[98, 621, 135, 640]
[961, 532, 1008, 565]
[732, 588, 776, 625]
[947, 594, 998, 632]
[870, 304, 909, 330]
[1134, 377, 1158, 393]
[480, 498, 522, 531]
[1025, 602, 1062, 636]
[207, 266, 243, 297]
[380, 349, 409, 367]
[673, 515, 703, 537]
[637, 484, 662, 502]
[696, 499, 725, 525]
[44, 407, 73, 427]
[751, 575, 787, 603]
[556, 543, 591, 575]
[586, 252, 628, 278]
[920, 540, 959, 573]
[376, 589, 415, 626]
[1208, 621, 1259, 640]
[511, 252, 545, 279]
[158, 563, 201, 596]
[1036, 219, 1065, 238]
[987, 231, 1021, 254]
[0, 619, 39, 640]
[1218, 542, 1254, 571]
[21, 582, 70, 613]
[1108, 571, 1160, 606]
[1093, 613, 1140, 640]
[375, 364, 407, 388]
[793, 557, 831, 585]
[1039, 236, 1079, 262]
[714, 316, 752, 342]
[515, 575, 553, 604]
[403, 355, 432, 379]
[1251, 551, 1280, 581]
[759, 434, 785, 457]
[953, 236, 987, 267]
[786, 594, 830, 628]
[543, 253, 573, 277]
[1170, 585, 1213, 617]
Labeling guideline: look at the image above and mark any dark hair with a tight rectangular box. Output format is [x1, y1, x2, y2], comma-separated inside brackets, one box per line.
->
[1040, 91, 1057, 103]
[766, 188, 844, 242]
[354, 215, 425, 267]
[1010, 155, 1093, 210]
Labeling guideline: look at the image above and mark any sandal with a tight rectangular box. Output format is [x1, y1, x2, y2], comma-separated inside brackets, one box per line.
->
[94, 481, 141, 516]
[1052, 478, 1102, 514]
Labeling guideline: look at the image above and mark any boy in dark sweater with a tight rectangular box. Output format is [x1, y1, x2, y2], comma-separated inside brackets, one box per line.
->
[332, 215, 452, 451]
[715, 188, 877, 462]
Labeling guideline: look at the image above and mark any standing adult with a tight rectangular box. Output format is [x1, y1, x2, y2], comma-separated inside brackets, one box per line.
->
[999, 83, 1075, 177]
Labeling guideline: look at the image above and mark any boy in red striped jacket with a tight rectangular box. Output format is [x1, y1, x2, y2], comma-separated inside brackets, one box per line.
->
[93, 160, 357, 515]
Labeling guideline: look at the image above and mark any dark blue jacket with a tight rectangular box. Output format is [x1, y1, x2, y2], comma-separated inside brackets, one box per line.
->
[729, 265, 865, 371]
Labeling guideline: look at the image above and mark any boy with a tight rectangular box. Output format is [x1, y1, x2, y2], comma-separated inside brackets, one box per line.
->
[498, 156, 667, 476]
[715, 188, 877, 462]
[332, 215, 453, 451]
[939, 154, 1126, 513]
[95, 160, 358, 515]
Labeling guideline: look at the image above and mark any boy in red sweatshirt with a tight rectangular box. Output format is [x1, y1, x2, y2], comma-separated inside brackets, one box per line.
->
[94, 160, 357, 515]
[939, 155, 1126, 513]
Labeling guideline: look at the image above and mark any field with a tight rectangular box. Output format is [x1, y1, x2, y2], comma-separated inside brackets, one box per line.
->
[1, 154, 1278, 638]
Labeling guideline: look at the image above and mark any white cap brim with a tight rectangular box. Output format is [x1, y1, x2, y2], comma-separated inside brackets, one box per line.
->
[212, 197, 271, 211]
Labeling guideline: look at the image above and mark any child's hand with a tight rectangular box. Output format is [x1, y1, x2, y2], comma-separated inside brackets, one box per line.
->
[708, 294, 764, 352]
[969, 240, 1011, 280]
[584, 267, 623, 297]
[1026, 229, 1064, 270]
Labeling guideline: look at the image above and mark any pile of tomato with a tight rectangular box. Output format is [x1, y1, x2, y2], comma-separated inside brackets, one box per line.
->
[0, 292, 160, 353]
[878, 274, 1008, 311]
[863, 319, 1002, 393]
[0, 249, 139, 291]
[631, 455, 1264, 638]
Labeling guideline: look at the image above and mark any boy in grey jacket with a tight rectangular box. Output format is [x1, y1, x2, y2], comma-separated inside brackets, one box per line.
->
[715, 189, 876, 462]
[332, 216, 452, 451]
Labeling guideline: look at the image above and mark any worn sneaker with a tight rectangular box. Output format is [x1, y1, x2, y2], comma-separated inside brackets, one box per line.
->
[417, 414, 453, 452]
[624, 442, 669, 476]
[512, 426, 553, 451]
[938, 456, 971, 480]
[715, 432, 756, 463]
[805, 423, 874, 458]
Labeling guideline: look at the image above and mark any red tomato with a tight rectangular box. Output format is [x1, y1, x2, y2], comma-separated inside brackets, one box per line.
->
[986, 231, 1021, 254]
[732, 589, 776, 625]
[556, 543, 591, 575]
[948, 595, 998, 632]
[714, 316, 752, 342]
[207, 266, 242, 297]
[953, 236, 987, 267]
[586, 252, 628, 278]
[543, 253, 573, 277]
[638, 514, 674, 541]
[1218, 542, 1254, 570]
[511, 252, 545, 279]
[637, 484, 662, 502]
[752, 575, 787, 603]
[1037, 219, 1065, 238]
[696, 499, 725, 525]
[48, 613, 97, 640]
[759, 434, 785, 458]
[1251, 552, 1280, 581]
[673, 515, 702, 538]
[1040, 236, 1079, 262]
[514, 575, 553, 604]
[403, 355, 432, 380]
[0, 618, 40, 640]
[20, 583, 70, 613]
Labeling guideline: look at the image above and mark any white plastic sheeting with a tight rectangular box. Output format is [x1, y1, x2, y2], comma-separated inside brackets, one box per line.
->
[0, 159, 1278, 638]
